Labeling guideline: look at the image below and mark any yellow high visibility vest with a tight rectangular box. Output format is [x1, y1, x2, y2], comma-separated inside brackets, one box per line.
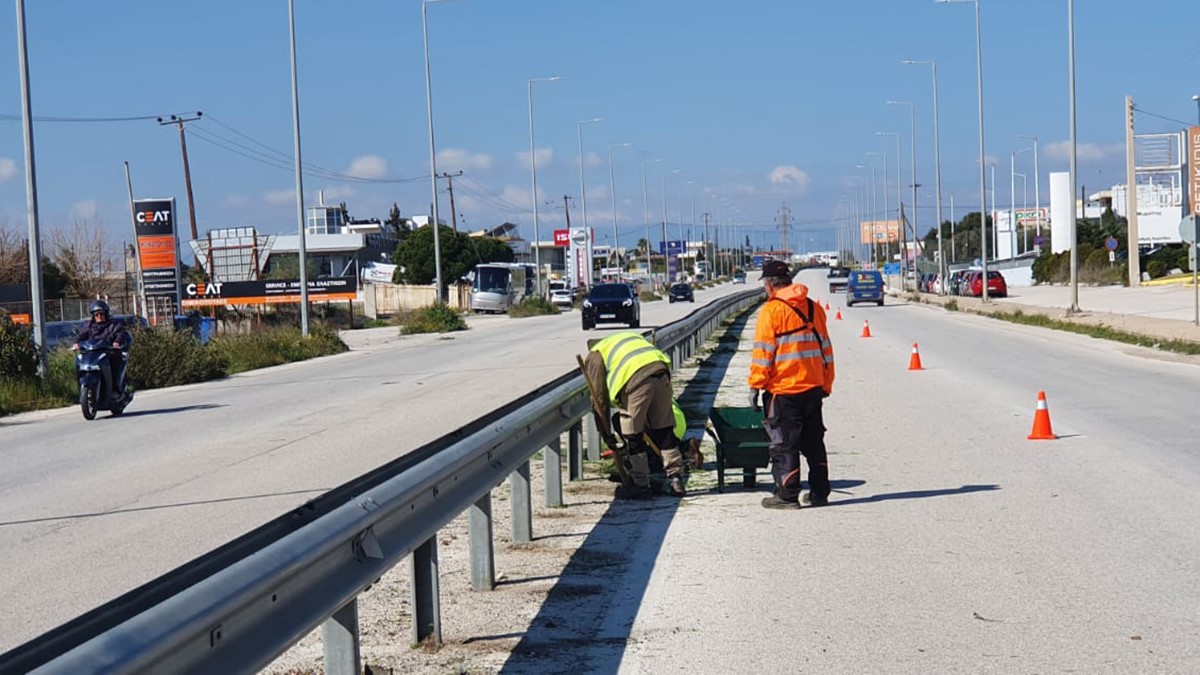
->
[590, 332, 670, 405]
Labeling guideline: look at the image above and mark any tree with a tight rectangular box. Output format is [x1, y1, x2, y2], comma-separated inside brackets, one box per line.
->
[392, 225, 512, 289]
[385, 202, 403, 229]
[0, 220, 27, 285]
[49, 219, 115, 299]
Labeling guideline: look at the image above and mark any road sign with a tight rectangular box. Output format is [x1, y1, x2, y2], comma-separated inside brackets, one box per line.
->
[1180, 214, 1198, 244]
[1104, 236, 1118, 252]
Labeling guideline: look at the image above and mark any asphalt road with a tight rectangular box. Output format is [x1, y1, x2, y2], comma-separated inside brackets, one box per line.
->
[619, 269, 1200, 672]
[0, 282, 749, 652]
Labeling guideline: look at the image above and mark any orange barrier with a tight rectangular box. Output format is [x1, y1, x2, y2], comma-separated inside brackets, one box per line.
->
[861, 320, 872, 338]
[835, 308, 843, 320]
[1027, 391, 1057, 440]
[908, 342, 924, 370]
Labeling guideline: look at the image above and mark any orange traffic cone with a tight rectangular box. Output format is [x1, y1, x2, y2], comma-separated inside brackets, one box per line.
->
[835, 308, 843, 320]
[861, 320, 872, 338]
[824, 301, 831, 311]
[908, 342, 924, 370]
[1027, 391, 1057, 440]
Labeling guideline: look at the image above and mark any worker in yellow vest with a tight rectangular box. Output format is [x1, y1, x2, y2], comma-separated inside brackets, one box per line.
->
[584, 332, 686, 498]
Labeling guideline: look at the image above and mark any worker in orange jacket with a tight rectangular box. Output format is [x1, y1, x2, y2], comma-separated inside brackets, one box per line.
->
[748, 260, 836, 509]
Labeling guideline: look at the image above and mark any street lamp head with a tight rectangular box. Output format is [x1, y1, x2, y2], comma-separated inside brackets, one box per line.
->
[885, 100, 911, 107]
[578, 117, 603, 124]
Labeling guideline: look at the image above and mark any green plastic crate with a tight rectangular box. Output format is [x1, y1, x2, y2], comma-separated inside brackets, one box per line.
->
[707, 406, 771, 492]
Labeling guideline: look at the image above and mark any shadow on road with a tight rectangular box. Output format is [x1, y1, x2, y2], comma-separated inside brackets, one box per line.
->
[826, 483, 1001, 507]
[0, 487, 329, 527]
[109, 403, 226, 418]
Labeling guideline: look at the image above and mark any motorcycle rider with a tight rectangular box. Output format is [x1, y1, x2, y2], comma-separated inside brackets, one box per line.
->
[73, 300, 132, 400]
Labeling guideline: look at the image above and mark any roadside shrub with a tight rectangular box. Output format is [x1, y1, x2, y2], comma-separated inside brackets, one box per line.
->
[209, 326, 347, 375]
[0, 314, 37, 380]
[639, 290, 662, 303]
[126, 326, 227, 389]
[508, 296, 559, 318]
[1145, 259, 1168, 279]
[944, 299, 959, 312]
[401, 303, 467, 335]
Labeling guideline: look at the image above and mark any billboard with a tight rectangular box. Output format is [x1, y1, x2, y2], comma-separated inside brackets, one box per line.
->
[552, 229, 570, 247]
[1190, 126, 1200, 217]
[133, 198, 181, 303]
[181, 276, 356, 308]
[859, 220, 899, 244]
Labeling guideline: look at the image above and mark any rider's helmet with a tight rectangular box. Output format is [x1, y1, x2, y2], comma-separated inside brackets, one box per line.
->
[88, 300, 111, 321]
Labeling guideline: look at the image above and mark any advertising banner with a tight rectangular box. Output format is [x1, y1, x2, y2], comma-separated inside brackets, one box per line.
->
[1190, 126, 1200, 217]
[859, 221, 899, 244]
[181, 276, 356, 308]
[552, 229, 570, 247]
[133, 198, 180, 301]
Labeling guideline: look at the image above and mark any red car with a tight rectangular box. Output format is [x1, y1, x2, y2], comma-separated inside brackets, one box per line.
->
[968, 270, 1007, 298]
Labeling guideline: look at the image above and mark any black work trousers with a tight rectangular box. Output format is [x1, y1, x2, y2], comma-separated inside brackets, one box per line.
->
[763, 388, 829, 503]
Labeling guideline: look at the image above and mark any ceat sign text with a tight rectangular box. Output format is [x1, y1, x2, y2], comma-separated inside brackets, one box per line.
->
[186, 282, 224, 297]
[136, 210, 172, 224]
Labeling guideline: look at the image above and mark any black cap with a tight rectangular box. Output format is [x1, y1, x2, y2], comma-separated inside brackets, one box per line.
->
[758, 260, 792, 280]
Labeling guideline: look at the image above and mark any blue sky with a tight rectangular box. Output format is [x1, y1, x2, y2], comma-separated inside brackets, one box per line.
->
[1, 0, 1198, 255]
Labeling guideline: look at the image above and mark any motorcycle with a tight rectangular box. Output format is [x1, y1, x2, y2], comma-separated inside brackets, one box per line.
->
[75, 338, 132, 420]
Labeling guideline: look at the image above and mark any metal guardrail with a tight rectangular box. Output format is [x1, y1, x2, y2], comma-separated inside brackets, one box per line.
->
[2, 287, 763, 675]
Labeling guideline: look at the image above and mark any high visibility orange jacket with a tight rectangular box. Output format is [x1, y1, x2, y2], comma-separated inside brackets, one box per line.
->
[748, 282, 835, 396]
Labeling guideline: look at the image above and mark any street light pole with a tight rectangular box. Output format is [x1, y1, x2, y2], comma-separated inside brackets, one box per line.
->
[938, 0, 988, 301]
[608, 142, 631, 273]
[641, 158, 662, 287]
[661, 169, 680, 282]
[867, 151, 888, 265]
[15, 0, 45, 372]
[576, 117, 602, 287]
[288, 0, 310, 336]
[876, 131, 902, 282]
[423, 0, 460, 304]
[527, 75, 561, 297]
[1067, 0, 1079, 311]
[904, 59, 945, 293]
[1018, 134, 1041, 252]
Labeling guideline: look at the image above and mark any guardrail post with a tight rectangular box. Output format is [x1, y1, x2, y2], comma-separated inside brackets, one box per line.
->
[322, 599, 361, 675]
[511, 460, 532, 543]
[568, 421, 583, 481]
[409, 536, 441, 647]
[468, 493, 495, 591]
[583, 414, 601, 461]
[544, 436, 563, 507]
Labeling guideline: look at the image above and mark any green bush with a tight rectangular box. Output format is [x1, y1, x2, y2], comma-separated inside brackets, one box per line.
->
[126, 326, 227, 389]
[508, 296, 560, 318]
[401, 303, 468, 335]
[0, 314, 38, 380]
[0, 349, 93, 416]
[1145, 259, 1168, 279]
[639, 290, 662, 302]
[209, 326, 347, 375]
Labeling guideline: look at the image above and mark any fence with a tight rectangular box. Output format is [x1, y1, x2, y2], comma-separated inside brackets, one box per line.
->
[1, 288, 762, 675]
[362, 282, 471, 318]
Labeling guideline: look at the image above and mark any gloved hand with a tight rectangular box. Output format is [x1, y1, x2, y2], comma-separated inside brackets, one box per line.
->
[749, 388, 762, 411]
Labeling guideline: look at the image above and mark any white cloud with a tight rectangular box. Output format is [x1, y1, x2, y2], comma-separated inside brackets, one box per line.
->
[516, 148, 554, 168]
[768, 166, 811, 194]
[71, 200, 98, 221]
[1043, 141, 1122, 162]
[264, 189, 295, 205]
[437, 148, 492, 172]
[224, 194, 251, 207]
[345, 154, 388, 179]
[501, 185, 533, 210]
[0, 157, 17, 182]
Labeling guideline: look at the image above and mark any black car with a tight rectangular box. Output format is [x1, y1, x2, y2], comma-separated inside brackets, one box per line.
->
[582, 283, 640, 330]
[668, 283, 694, 303]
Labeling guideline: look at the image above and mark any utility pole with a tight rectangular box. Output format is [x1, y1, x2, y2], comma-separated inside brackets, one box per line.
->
[438, 171, 464, 232]
[1124, 96, 1140, 286]
[157, 112, 203, 269]
[778, 203, 791, 258]
[703, 212, 711, 277]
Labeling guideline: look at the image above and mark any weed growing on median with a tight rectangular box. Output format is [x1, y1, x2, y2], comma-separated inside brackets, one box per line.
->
[983, 310, 1200, 356]
[944, 299, 959, 312]
[639, 290, 662, 303]
[400, 303, 468, 335]
[508, 296, 560, 318]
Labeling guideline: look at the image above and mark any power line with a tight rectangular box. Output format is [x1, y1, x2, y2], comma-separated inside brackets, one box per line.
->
[0, 112, 163, 123]
[1131, 105, 1192, 128]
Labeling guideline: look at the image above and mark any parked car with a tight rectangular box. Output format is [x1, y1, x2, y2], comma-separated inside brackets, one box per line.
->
[668, 283, 695, 303]
[947, 269, 970, 296]
[581, 283, 640, 330]
[847, 270, 884, 306]
[732, 272, 746, 284]
[968, 270, 1008, 298]
[550, 288, 574, 310]
[827, 267, 850, 293]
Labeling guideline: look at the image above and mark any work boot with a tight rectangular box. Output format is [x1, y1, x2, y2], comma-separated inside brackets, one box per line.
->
[761, 495, 799, 510]
[667, 476, 685, 497]
[801, 493, 829, 507]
